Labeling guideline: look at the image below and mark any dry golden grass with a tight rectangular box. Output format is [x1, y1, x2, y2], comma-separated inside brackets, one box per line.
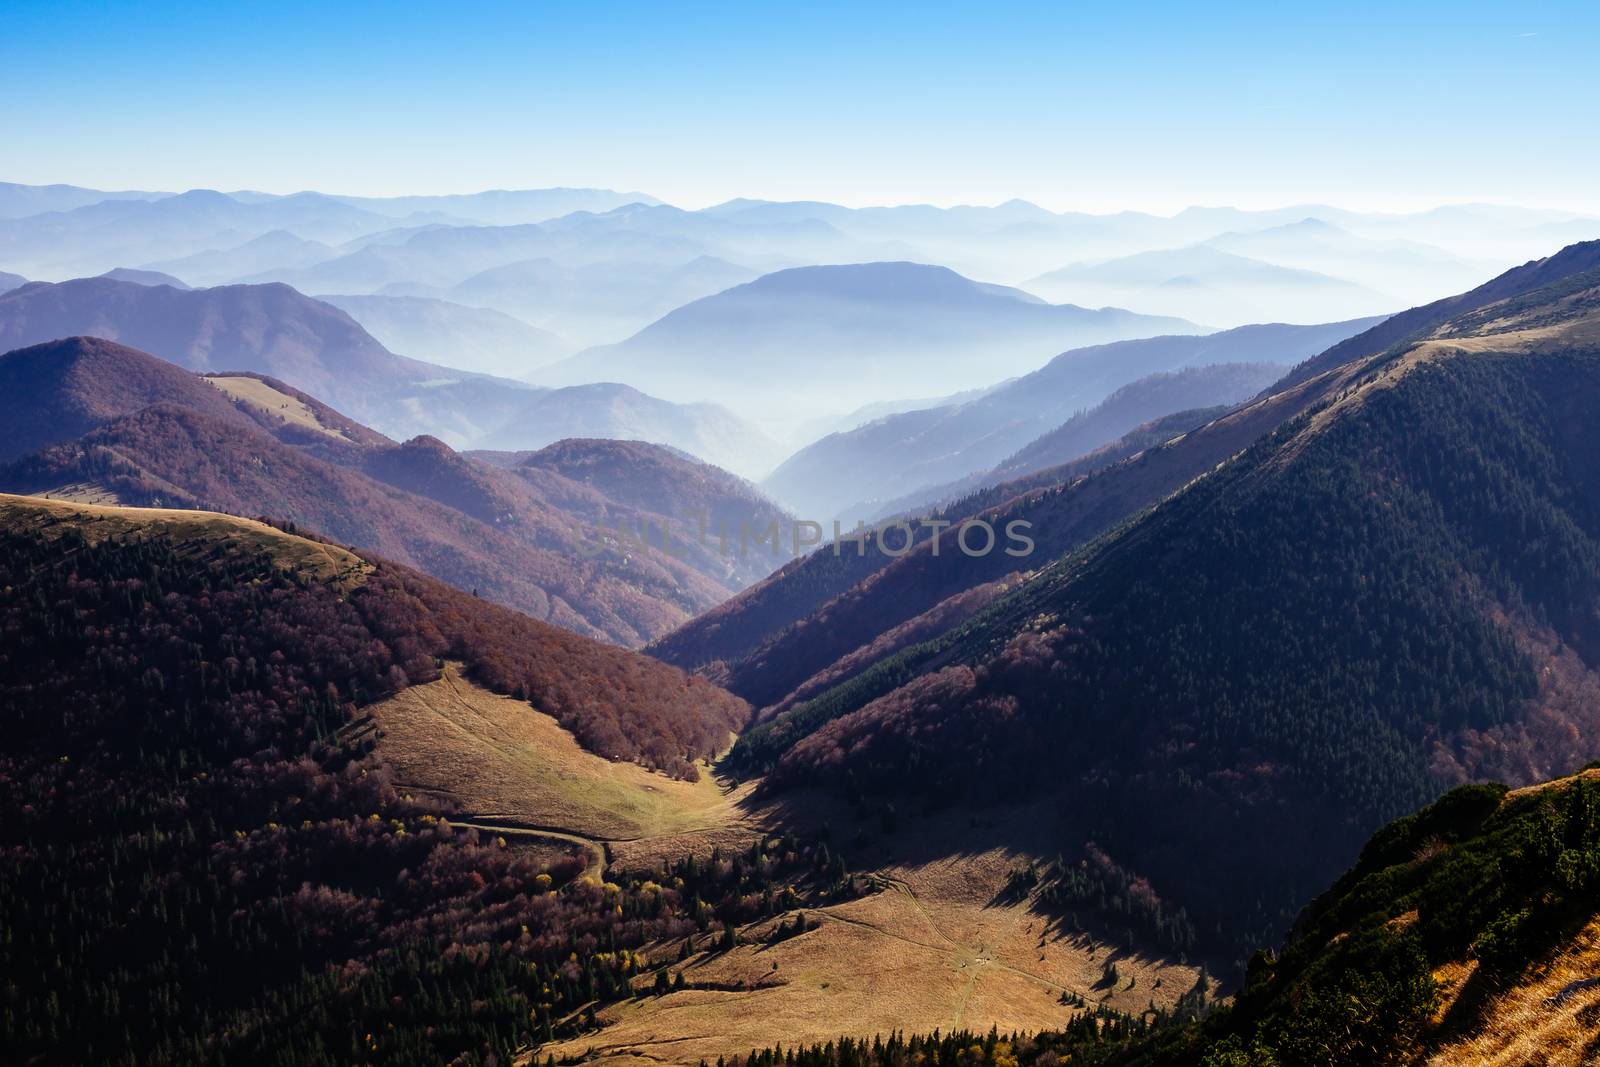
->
[1426, 917, 1600, 1066]
[1424, 286, 1600, 353]
[540, 799, 1209, 1067]
[0, 493, 369, 588]
[367, 664, 750, 843]
[1504, 767, 1600, 800]
[203, 374, 348, 438]
[30, 481, 126, 505]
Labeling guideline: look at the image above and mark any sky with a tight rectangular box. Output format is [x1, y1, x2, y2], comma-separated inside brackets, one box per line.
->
[3, 0, 1598, 213]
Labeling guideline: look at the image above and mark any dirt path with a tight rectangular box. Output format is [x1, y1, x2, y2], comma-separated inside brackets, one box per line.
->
[450, 817, 609, 882]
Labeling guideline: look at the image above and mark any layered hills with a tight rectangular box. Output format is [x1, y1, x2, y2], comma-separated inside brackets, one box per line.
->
[0, 276, 512, 438]
[1025, 245, 1392, 326]
[0, 337, 792, 644]
[0, 276, 781, 473]
[539, 262, 1202, 420]
[11, 174, 1600, 1067]
[762, 317, 1379, 517]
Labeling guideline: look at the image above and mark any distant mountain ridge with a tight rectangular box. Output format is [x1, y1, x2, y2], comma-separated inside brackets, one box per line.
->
[540, 261, 1203, 422]
[762, 317, 1380, 517]
[481, 381, 788, 478]
[317, 292, 572, 377]
[97, 267, 192, 288]
[0, 276, 467, 424]
[1027, 245, 1393, 326]
[0, 180, 168, 219]
[867, 362, 1289, 519]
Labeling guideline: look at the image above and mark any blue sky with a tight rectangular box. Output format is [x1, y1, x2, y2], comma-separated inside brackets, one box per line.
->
[3, 1, 1597, 211]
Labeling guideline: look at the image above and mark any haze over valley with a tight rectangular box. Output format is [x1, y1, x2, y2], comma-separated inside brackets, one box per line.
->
[3, 180, 1596, 474]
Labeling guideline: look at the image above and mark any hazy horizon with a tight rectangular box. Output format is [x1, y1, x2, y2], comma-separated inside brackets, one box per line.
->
[5, 1, 1598, 213]
[11, 180, 1600, 220]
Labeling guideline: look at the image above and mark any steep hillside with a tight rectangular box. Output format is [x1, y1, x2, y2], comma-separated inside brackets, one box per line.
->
[0, 336, 252, 460]
[0, 492, 1212, 1067]
[655, 245, 1600, 703]
[1279, 238, 1600, 389]
[538, 262, 1201, 419]
[648, 392, 1221, 683]
[763, 318, 1377, 518]
[0, 493, 753, 1065]
[1143, 773, 1600, 1066]
[730, 255, 1600, 953]
[652, 373, 1338, 690]
[0, 334, 396, 462]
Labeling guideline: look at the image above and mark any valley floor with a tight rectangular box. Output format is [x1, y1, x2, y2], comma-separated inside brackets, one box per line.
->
[363, 668, 1206, 1067]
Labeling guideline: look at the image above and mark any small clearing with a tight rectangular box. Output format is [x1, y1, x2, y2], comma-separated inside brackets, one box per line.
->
[204, 374, 347, 438]
[367, 663, 748, 843]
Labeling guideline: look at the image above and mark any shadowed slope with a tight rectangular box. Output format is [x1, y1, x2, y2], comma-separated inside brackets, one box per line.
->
[736, 256, 1600, 952]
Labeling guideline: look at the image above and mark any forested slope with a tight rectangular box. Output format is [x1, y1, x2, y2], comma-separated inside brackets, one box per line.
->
[0, 494, 755, 1065]
[652, 242, 1600, 703]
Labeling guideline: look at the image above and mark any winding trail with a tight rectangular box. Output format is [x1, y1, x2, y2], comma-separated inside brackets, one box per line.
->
[450, 816, 609, 881]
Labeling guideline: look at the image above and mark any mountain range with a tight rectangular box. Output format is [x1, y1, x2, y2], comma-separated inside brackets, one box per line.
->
[11, 174, 1600, 1065]
[2, 183, 1592, 350]
[0, 336, 794, 644]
